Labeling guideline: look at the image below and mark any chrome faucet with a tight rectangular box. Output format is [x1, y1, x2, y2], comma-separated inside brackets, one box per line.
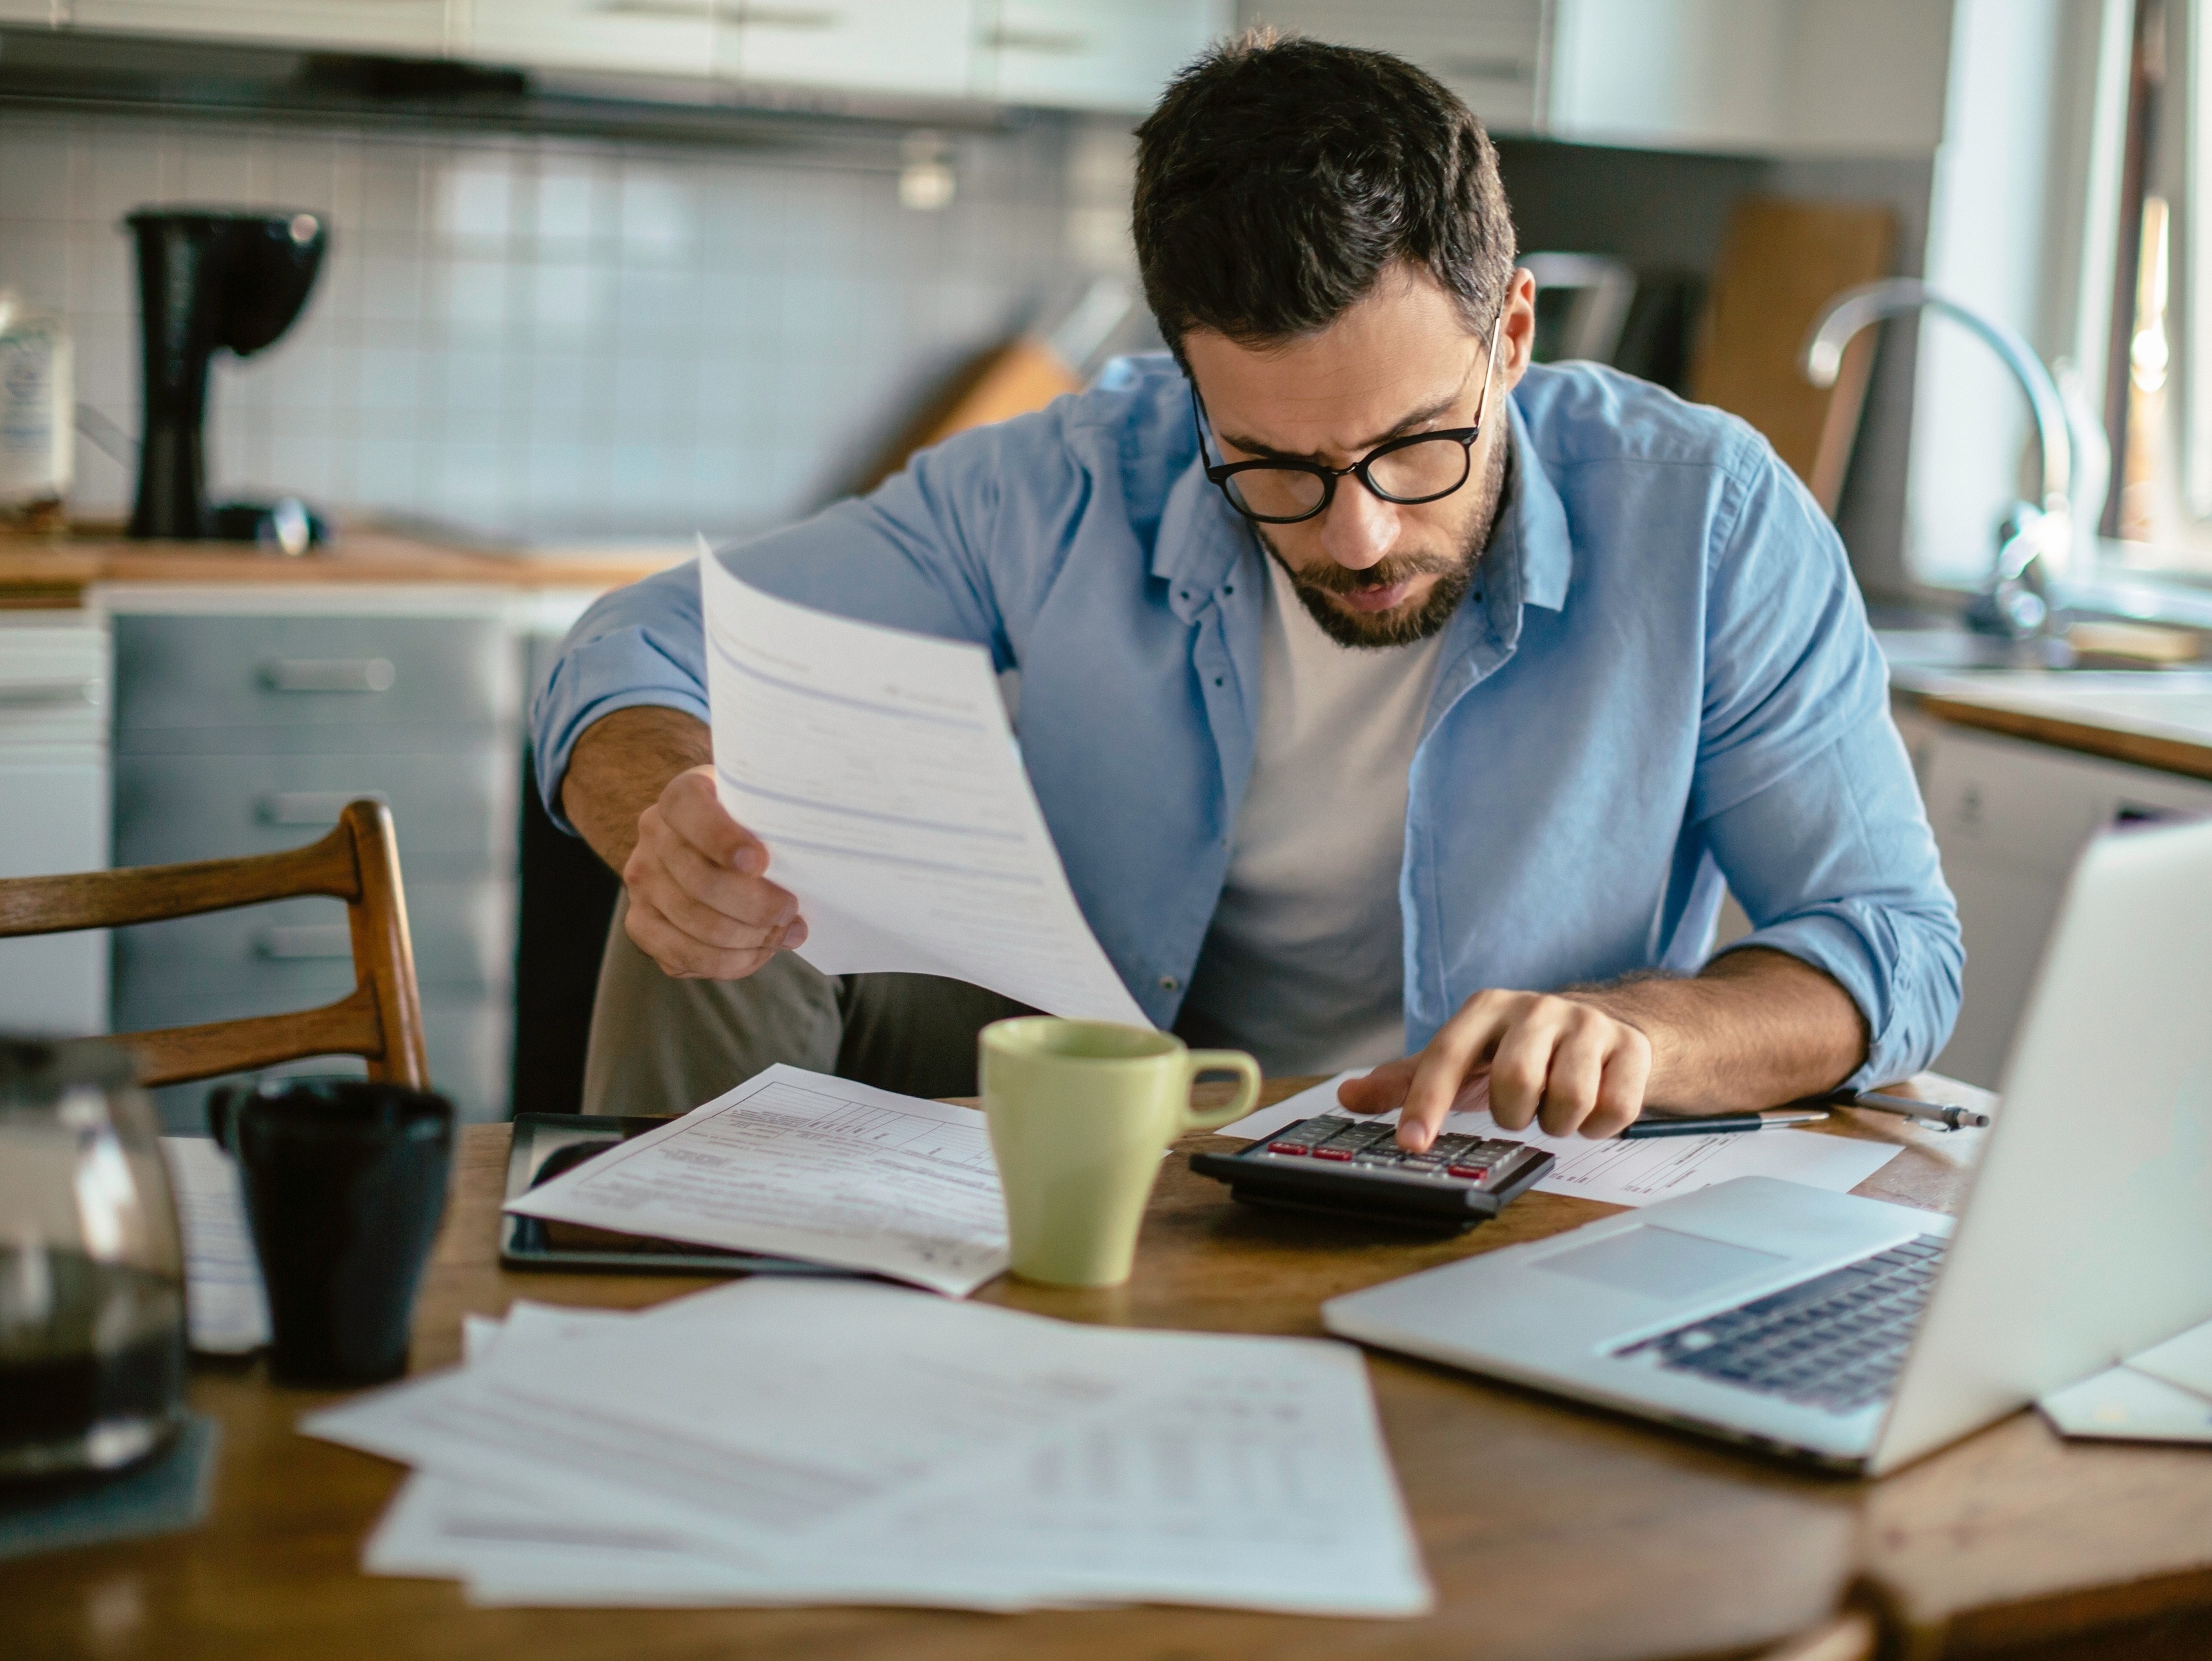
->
[1802, 278, 2072, 642]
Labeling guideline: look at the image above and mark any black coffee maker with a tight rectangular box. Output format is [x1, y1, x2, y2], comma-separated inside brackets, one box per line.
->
[126, 208, 328, 546]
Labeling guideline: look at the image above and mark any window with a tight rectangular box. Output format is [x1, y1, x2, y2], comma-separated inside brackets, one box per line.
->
[2101, 0, 2212, 578]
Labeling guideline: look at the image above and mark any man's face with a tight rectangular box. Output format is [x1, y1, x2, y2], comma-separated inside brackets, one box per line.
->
[1183, 264, 1536, 648]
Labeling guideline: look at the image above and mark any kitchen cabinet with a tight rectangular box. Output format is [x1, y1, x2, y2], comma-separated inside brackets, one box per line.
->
[978, 0, 1229, 113]
[1913, 719, 2212, 1090]
[1240, 0, 1950, 153]
[108, 600, 525, 1129]
[0, 613, 109, 1037]
[1238, 0, 1546, 135]
[721, 0, 978, 99]
[466, 0, 716, 79]
[68, 0, 450, 55]
[1548, 0, 1948, 156]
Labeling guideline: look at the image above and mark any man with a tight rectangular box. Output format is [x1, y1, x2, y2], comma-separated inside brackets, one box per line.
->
[534, 34, 1962, 1152]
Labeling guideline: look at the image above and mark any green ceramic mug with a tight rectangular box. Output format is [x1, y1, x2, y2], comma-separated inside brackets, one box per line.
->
[979, 1017, 1262, 1288]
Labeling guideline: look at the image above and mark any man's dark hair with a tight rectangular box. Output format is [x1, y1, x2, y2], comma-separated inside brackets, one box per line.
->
[1132, 32, 1516, 358]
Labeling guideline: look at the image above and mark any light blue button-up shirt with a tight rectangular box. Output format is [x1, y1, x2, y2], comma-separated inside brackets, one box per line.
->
[534, 357, 1962, 1088]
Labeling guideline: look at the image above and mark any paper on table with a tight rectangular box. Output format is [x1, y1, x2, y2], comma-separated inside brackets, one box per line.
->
[501, 1064, 1007, 1295]
[362, 1299, 1085, 1611]
[159, 1135, 270, 1354]
[702, 553, 1147, 1027]
[305, 1279, 1160, 1560]
[1215, 1072, 1902, 1208]
[2038, 1313, 2212, 1444]
[813, 1325, 1433, 1617]
[333, 1279, 1429, 1615]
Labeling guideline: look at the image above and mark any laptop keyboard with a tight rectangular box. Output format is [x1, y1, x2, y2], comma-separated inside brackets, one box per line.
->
[1615, 1234, 1949, 1415]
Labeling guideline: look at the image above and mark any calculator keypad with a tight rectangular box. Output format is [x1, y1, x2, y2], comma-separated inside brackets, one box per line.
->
[1261, 1116, 1538, 1191]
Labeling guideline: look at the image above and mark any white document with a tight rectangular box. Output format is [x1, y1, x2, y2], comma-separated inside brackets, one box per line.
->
[1216, 1071, 1901, 1208]
[2039, 1314, 2212, 1444]
[159, 1135, 270, 1354]
[317, 1278, 1430, 1616]
[306, 1280, 1153, 1558]
[702, 553, 1147, 1026]
[812, 1325, 1432, 1616]
[502, 1064, 1007, 1295]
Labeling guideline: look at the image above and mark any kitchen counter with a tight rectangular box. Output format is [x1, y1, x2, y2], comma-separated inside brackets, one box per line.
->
[1892, 669, 2212, 784]
[0, 526, 685, 604]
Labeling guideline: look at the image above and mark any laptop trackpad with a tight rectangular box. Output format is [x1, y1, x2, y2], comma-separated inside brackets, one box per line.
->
[1534, 1225, 1788, 1301]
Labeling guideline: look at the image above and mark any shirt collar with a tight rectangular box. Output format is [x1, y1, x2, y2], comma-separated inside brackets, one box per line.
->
[1496, 393, 1572, 614]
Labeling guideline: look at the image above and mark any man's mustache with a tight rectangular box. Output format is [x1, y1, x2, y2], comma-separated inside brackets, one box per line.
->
[1289, 550, 1469, 596]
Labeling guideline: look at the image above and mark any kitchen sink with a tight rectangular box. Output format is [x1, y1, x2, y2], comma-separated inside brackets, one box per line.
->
[1875, 625, 2204, 676]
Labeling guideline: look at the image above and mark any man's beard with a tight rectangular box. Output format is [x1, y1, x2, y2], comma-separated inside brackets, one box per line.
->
[1254, 440, 1509, 650]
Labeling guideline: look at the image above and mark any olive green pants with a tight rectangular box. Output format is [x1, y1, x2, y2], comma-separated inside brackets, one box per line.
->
[580, 894, 1033, 1115]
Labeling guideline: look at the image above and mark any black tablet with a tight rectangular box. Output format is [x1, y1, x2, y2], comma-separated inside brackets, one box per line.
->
[499, 1112, 857, 1277]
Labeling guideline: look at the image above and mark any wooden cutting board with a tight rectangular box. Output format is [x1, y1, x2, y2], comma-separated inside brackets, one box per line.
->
[854, 336, 1084, 495]
[1690, 197, 1897, 514]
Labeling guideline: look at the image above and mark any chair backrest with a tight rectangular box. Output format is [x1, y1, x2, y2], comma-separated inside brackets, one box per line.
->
[0, 799, 429, 1092]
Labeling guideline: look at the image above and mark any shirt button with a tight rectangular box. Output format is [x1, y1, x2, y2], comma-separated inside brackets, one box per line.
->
[1158, 975, 1180, 992]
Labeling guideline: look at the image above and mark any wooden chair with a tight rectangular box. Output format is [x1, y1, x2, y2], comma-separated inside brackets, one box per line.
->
[0, 798, 429, 1090]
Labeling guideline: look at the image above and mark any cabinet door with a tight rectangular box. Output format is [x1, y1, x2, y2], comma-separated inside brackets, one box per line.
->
[0, 752, 109, 1036]
[1920, 725, 2212, 1088]
[468, 0, 715, 78]
[114, 749, 516, 878]
[724, 0, 975, 97]
[115, 614, 518, 740]
[69, 0, 449, 54]
[1237, 0, 1545, 135]
[980, 0, 1225, 113]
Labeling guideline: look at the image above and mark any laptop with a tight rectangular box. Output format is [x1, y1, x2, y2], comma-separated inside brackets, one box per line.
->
[1323, 814, 2212, 1475]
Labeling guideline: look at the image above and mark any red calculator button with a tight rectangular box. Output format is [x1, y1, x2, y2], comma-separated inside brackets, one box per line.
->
[1313, 1148, 1354, 1161]
[1447, 1164, 1488, 1181]
[1267, 1142, 1310, 1155]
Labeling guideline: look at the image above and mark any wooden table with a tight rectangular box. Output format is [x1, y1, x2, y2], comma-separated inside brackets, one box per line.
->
[8, 1084, 2212, 1661]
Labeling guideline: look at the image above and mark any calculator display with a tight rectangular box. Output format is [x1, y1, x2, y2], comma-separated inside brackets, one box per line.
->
[1189, 1115, 1554, 1231]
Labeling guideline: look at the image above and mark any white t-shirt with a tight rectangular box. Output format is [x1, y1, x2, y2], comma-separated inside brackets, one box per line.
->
[1178, 555, 1446, 1075]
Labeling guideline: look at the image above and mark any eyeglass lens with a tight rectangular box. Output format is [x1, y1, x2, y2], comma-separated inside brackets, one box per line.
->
[1221, 433, 1473, 521]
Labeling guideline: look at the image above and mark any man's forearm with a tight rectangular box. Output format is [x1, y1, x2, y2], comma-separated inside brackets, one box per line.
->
[559, 705, 712, 875]
[1570, 948, 1868, 1112]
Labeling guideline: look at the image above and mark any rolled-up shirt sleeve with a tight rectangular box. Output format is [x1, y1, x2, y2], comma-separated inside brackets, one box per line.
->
[1693, 447, 1964, 1087]
[530, 559, 712, 835]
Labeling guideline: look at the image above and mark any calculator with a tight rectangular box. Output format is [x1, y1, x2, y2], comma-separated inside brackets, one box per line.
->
[1189, 1115, 1554, 1232]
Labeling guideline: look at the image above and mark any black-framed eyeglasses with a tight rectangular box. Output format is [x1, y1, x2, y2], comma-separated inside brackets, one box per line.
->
[1191, 313, 1504, 526]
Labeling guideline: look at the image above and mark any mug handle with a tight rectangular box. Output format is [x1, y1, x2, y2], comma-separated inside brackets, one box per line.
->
[1180, 1050, 1263, 1132]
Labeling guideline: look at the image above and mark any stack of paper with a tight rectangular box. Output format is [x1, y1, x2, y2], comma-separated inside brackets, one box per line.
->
[504, 1065, 1011, 1295]
[1218, 1072, 1904, 1208]
[304, 1279, 1433, 1616]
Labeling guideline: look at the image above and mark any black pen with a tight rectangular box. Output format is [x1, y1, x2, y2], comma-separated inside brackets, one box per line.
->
[1619, 1108, 1832, 1139]
[1829, 1088, 1991, 1131]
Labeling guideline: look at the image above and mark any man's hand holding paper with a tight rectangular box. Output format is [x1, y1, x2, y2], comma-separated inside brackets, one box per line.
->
[622, 763, 807, 982]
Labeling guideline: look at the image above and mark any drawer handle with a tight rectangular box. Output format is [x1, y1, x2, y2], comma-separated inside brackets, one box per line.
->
[260, 658, 395, 694]
[255, 790, 390, 827]
[727, 4, 841, 27]
[983, 25, 1086, 54]
[253, 925, 354, 961]
[0, 676, 100, 707]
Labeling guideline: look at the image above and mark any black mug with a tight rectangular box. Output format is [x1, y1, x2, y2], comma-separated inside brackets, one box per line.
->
[208, 1077, 453, 1386]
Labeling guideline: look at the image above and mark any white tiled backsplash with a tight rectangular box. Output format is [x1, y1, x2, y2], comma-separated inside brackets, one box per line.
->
[0, 108, 1111, 542]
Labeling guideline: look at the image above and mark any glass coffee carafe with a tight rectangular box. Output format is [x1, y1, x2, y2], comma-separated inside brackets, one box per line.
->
[0, 1036, 188, 1481]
